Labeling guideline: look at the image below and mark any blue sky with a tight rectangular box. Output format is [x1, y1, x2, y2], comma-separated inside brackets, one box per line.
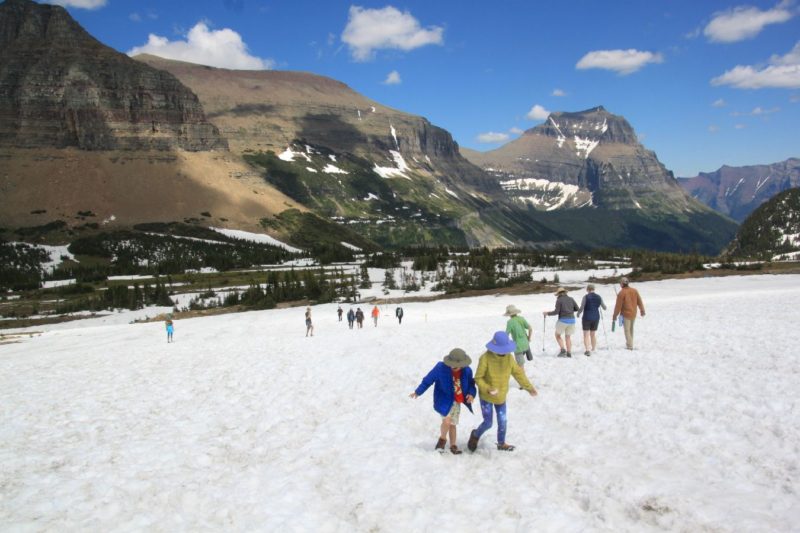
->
[45, 0, 800, 176]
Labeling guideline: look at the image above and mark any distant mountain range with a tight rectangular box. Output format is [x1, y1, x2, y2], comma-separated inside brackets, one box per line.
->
[0, 0, 738, 254]
[725, 187, 800, 259]
[680, 158, 800, 222]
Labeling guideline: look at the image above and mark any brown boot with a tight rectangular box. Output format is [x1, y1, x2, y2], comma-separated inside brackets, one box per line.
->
[435, 438, 446, 451]
[450, 445, 462, 455]
[467, 430, 480, 452]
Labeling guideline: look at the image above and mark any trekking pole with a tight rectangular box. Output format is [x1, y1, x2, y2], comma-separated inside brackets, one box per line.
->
[600, 309, 609, 350]
[542, 315, 546, 353]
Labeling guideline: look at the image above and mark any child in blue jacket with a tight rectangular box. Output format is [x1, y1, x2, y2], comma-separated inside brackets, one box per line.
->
[410, 348, 476, 454]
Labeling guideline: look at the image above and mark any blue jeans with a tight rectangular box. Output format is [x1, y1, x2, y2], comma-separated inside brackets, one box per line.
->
[475, 399, 507, 444]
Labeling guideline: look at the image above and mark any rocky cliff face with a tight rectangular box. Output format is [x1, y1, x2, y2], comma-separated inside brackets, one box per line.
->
[680, 158, 800, 222]
[0, 0, 226, 151]
[463, 107, 700, 214]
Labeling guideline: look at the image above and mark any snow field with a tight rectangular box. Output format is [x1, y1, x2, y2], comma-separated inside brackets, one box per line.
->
[1, 275, 799, 531]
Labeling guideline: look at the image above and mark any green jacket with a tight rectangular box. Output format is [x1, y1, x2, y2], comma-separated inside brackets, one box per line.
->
[475, 350, 534, 404]
[506, 315, 531, 352]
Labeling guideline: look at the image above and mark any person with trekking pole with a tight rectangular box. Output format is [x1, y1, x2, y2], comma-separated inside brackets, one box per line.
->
[612, 277, 645, 350]
[543, 287, 579, 357]
[577, 284, 606, 357]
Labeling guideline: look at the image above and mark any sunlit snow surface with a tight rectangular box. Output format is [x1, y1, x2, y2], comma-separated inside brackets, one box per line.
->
[1, 275, 799, 531]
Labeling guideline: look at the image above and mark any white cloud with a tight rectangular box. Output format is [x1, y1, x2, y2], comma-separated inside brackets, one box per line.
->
[383, 70, 402, 85]
[576, 49, 663, 75]
[509, 127, 525, 135]
[341, 6, 444, 61]
[708, 125, 720, 133]
[711, 41, 800, 89]
[129, 12, 141, 22]
[552, 88, 566, 97]
[735, 123, 746, 129]
[526, 104, 550, 121]
[127, 22, 274, 70]
[704, 3, 794, 43]
[45, 0, 107, 9]
[730, 106, 780, 116]
[712, 98, 727, 107]
[477, 132, 510, 144]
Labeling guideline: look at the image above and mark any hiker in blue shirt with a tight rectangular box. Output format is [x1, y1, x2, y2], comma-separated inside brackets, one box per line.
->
[577, 284, 606, 356]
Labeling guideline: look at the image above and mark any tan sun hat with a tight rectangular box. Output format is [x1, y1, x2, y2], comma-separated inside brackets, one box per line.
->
[555, 287, 567, 295]
[503, 304, 521, 316]
[443, 348, 472, 368]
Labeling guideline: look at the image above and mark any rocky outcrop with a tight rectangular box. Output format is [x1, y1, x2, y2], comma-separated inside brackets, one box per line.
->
[463, 107, 700, 213]
[0, 0, 226, 151]
[680, 158, 800, 222]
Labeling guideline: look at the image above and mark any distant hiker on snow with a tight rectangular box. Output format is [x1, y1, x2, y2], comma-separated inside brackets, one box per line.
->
[468, 331, 537, 452]
[577, 284, 606, 356]
[613, 277, 645, 350]
[305, 307, 314, 337]
[355, 307, 365, 329]
[504, 304, 533, 368]
[410, 348, 476, 455]
[165, 314, 174, 343]
[346, 307, 356, 330]
[337, 305, 343, 322]
[543, 287, 580, 357]
[395, 306, 404, 325]
[371, 305, 380, 327]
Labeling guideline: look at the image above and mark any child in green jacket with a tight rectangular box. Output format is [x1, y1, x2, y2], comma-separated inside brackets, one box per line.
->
[468, 331, 537, 452]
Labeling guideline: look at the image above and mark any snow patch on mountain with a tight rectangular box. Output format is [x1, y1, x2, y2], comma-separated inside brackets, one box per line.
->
[549, 118, 567, 148]
[574, 136, 599, 159]
[323, 164, 348, 175]
[499, 178, 585, 210]
[209, 228, 303, 253]
[374, 151, 410, 180]
[278, 147, 312, 163]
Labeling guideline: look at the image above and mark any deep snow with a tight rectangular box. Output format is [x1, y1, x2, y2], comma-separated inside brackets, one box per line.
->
[1, 275, 799, 531]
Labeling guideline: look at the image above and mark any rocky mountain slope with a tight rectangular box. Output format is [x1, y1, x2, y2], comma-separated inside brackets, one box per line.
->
[463, 107, 704, 213]
[134, 54, 559, 248]
[680, 158, 800, 222]
[725, 187, 800, 259]
[462, 107, 738, 253]
[0, 0, 302, 234]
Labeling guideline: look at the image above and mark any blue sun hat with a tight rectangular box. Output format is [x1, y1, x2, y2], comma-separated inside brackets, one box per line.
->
[485, 331, 516, 354]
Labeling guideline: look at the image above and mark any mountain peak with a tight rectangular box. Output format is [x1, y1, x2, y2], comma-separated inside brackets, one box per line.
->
[529, 106, 638, 145]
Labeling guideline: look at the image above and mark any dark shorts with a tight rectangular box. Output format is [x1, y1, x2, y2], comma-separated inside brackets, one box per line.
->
[582, 319, 599, 331]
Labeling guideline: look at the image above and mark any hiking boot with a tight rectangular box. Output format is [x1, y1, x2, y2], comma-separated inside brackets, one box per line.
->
[435, 438, 446, 451]
[467, 430, 480, 452]
[566, 351, 572, 358]
[496, 443, 516, 451]
[584, 351, 591, 357]
[557, 348, 567, 357]
[450, 445, 462, 455]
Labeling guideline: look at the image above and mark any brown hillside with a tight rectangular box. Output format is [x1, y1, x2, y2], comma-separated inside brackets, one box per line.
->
[0, 148, 302, 231]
